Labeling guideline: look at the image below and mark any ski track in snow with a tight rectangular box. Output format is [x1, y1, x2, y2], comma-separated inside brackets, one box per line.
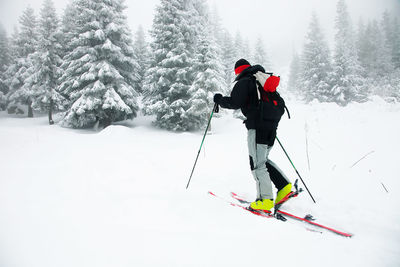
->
[0, 98, 400, 267]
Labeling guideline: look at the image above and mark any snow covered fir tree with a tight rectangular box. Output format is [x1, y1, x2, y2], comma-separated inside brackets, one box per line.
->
[143, 0, 225, 131]
[252, 37, 272, 71]
[57, 0, 141, 128]
[0, 23, 10, 110]
[186, 13, 225, 130]
[142, 0, 196, 131]
[23, 0, 64, 125]
[299, 12, 332, 103]
[217, 30, 236, 92]
[330, 0, 366, 105]
[287, 51, 301, 93]
[58, 0, 140, 129]
[4, 7, 38, 117]
[132, 25, 150, 94]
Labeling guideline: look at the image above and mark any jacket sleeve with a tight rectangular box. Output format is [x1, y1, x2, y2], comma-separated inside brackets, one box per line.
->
[218, 79, 250, 110]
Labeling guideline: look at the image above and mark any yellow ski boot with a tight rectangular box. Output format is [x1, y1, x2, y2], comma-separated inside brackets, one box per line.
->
[275, 183, 293, 205]
[249, 199, 274, 213]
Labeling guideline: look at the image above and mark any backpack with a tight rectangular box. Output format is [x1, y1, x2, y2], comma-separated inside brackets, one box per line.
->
[253, 71, 290, 124]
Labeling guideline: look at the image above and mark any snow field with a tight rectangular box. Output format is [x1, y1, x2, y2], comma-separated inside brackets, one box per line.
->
[0, 98, 400, 267]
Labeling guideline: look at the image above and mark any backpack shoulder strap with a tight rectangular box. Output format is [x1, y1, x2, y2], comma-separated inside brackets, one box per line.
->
[252, 77, 262, 101]
[284, 105, 291, 119]
[275, 91, 291, 119]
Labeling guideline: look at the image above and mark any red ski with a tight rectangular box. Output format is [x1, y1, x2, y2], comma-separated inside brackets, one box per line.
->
[209, 191, 353, 238]
[230, 192, 353, 238]
[277, 210, 353, 237]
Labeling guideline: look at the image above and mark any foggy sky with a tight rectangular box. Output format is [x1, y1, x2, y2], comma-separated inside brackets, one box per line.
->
[1, 0, 399, 71]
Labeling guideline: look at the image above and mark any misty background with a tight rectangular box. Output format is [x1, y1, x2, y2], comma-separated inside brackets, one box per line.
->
[1, 0, 399, 69]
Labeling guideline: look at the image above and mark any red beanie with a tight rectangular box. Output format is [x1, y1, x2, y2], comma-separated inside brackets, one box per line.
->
[234, 59, 251, 75]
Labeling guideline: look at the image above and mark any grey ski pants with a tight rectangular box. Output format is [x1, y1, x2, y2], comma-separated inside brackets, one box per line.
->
[247, 129, 274, 200]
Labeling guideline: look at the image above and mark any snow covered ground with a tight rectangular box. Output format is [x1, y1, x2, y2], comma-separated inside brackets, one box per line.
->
[1, 98, 400, 267]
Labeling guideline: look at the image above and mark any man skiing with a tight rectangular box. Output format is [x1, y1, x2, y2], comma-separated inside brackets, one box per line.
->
[213, 59, 292, 212]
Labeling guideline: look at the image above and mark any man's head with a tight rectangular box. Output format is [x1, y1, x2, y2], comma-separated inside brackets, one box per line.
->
[234, 59, 251, 75]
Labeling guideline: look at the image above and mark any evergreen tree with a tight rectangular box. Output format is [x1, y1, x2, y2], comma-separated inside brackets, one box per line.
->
[209, 4, 233, 92]
[381, 11, 397, 70]
[391, 17, 400, 101]
[287, 51, 302, 93]
[219, 30, 236, 92]
[5, 6, 38, 117]
[59, 1, 79, 62]
[0, 24, 10, 76]
[143, 0, 198, 131]
[331, 0, 365, 105]
[356, 18, 369, 77]
[24, 0, 64, 125]
[391, 17, 400, 69]
[8, 27, 19, 61]
[370, 20, 393, 77]
[379, 13, 400, 101]
[186, 0, 225, 130]
[242, 37, 252, 62]
[133, 25, 149, 94]
[389, 68, 400, 101]
[357, 18, 394, 99]
[0, 23, 10, 110]
[252, 37, 272, 70]
[299, 12, 332, 102]
[59, 0, 140, 129]
[234, 31, 246, 60]
[209, 3, 224, 46]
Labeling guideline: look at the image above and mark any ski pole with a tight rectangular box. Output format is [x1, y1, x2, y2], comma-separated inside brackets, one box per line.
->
[276, 136, 317, 203]
[186, 103, 219, 189]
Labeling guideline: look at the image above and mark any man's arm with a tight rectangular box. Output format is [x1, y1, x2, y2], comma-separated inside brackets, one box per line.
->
[215, 79, 249, 110]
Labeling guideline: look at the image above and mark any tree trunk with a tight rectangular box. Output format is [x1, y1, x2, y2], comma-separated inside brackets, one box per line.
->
[28, 101, 33, 118]
[48, 98, 54, 125]
[103, 117, 112, 128]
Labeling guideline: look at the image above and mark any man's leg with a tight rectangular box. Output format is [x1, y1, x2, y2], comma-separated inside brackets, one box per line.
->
[247, 129, 273, 200]
[266, 160, 293, 204]
[266, 160, 291, 191]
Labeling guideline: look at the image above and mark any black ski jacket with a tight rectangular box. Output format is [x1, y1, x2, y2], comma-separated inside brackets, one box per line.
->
[218, 65, 280, 146]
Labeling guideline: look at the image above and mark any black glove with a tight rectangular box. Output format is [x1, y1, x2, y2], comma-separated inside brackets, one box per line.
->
[214, 103, 219, 113]
[213, 93, 222, 104]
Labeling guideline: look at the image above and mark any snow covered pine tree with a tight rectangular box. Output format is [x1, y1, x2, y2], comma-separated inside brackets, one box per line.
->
[299, 12, 333, 103]
[23, 0, 64, 125]
[59, 0, 140, 129]
[5, 7, 38, 117]
[143, 0, 224, 131]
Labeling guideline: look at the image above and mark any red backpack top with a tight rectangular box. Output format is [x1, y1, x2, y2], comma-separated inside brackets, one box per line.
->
[253, 71, 280, 93]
